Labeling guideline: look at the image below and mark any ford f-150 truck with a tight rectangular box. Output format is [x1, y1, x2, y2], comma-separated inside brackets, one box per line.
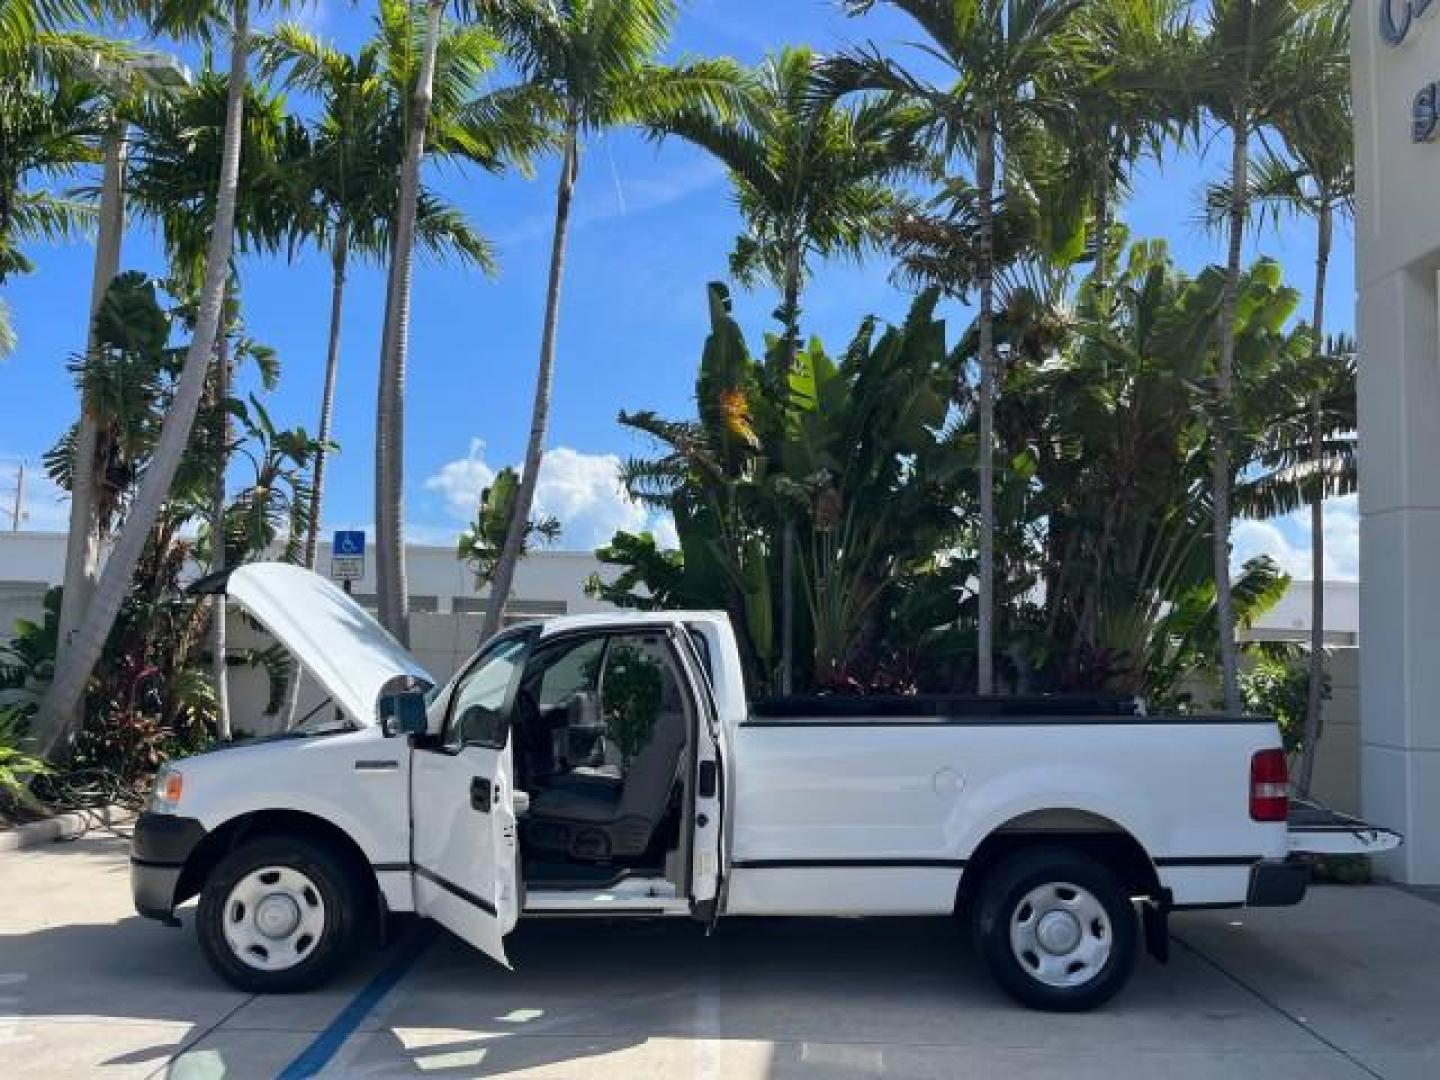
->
[130, 564, 1402, 1010]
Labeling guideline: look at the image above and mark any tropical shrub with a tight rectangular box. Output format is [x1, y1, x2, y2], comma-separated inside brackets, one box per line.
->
[30, 274, 316, 783]
[1242, 654, 1329, 754]
[606, 282, 966, 694]
[0, 711, 50, 804]
[459, 467, 561, 589]
[600, 241, 1306, 701]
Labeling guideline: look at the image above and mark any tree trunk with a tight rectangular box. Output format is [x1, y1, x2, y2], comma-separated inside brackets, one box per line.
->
[1212, 119, 1248, 714]
[306, 221, 349, 569]
[1298, 201, 1333, 794]
[976, 118, 997, 696]
[375, 0, 444, 647]
[1093, 149, 1114, 324]
[34, 3, 252, 760]
[482, 123, 578, 643]
[210, 307, 232, 741]
[281, 222, 350, 728]
[374, 229, 397, 637]
[778, 245, 801, 695]
[54, 117, 126, 733]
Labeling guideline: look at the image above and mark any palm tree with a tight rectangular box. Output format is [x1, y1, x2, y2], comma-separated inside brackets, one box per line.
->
[371, 0, 548, 642]
[0, 0, 95, 63]
[827, 0, 1091, 693]
[34, 0, 254, 760]
[54, 50, 191, 750]
[1187, 0, 1341, 712]
[259, 2, 525, 575]
[0, 44, 102, 284]
[656, 45, 921, 692]
[126, 70, 310, 740]
[472, 0, 742, 643]
[660, 48, 919, 375]
[1068, 0, 1191, 299]
[1220, 6, 1350, 787]
[372, 0, 442, 644]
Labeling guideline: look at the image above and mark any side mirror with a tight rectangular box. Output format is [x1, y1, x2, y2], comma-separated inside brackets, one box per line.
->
[378, 690, 428, 738]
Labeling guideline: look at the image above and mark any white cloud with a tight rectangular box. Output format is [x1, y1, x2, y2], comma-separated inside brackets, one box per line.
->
[423, 442, 678, 552]
[423, 439, 498, 522]
[1232, 495, 1359, 582]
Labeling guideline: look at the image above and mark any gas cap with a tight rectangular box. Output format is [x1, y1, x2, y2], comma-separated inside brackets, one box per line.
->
[932, 767, 963, 797]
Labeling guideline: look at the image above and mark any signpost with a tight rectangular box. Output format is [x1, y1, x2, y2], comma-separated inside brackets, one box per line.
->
[331, 530, 365, 593]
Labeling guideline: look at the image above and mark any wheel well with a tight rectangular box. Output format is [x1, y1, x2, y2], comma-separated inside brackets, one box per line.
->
[956, 810, 1161, 913]
[176, 809, 380, 911]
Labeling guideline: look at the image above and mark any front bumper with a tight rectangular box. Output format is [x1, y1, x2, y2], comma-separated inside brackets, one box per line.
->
[130, 812, 206, 923]
[1247, 859, 1310, 907]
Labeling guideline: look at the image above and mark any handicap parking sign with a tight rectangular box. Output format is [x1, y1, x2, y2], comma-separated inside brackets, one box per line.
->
[334, 530, 366, 557]
[331, 530, 366, 580]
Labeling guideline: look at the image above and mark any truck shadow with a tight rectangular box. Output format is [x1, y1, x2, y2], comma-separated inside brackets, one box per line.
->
[348, 912, 1239, 1078]
[0, 840, 1263, 1078]
[357, 914, 994, 1077]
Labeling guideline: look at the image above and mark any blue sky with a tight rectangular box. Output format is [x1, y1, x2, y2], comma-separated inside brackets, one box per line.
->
[0, 0, 1358, 578]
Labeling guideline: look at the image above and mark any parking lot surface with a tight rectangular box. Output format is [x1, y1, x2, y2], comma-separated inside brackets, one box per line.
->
[1, 832, 1437, 1078]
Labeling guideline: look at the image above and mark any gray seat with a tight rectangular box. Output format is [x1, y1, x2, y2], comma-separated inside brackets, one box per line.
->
[526, 694, 687, 860]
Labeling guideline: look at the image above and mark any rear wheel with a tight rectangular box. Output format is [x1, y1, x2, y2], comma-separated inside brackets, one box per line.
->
[972, 846, 1138, 1011]
[197, 836, 364, 992]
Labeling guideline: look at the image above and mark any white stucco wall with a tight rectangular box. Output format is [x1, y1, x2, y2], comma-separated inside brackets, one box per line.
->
[0, 532, 618, 735]
[1354, 3, 1440, 883]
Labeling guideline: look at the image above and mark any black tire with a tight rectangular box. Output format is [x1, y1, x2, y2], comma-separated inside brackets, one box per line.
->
[971, 846, 1138, 1012]
[196, 835, 366, 993]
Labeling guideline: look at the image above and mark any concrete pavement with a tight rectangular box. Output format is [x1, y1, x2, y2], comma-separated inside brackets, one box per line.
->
[1, 833, 1436, 1078]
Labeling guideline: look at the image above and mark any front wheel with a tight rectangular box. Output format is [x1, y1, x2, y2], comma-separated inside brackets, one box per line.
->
[197, 836, 364, 992]
[972, 846, 1138, 1011]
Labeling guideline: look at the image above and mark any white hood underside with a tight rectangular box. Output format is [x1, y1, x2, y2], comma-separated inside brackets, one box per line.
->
[223, 562, 434, 725]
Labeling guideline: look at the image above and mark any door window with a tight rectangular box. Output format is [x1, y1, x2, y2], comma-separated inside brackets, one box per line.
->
[446, 635, 530, 750]
[534, 636, 606, 709]
[600, 636, 680, 766]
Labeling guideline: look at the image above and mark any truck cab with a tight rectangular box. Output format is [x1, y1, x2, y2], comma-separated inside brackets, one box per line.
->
[133, 565, 733, 984]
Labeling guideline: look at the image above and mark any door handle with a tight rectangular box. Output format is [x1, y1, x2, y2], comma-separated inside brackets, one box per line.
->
[698, 760, 717, 798]
[470, 776, 493, 813]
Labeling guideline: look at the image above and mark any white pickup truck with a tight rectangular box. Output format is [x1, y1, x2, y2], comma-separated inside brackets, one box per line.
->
[131, 564, 1402, 1011]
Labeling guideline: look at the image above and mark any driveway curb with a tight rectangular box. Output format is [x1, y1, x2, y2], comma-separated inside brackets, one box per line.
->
[0, 804, 133, 853]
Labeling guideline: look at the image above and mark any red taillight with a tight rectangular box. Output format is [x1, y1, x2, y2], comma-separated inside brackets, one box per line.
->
[1250, 749, 1289, 822]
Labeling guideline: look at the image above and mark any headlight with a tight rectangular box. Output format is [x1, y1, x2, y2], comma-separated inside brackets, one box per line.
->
[148, 765, 184, 814]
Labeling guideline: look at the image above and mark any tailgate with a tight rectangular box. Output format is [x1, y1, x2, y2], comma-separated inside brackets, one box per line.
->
[1288, 797, 1404, 856]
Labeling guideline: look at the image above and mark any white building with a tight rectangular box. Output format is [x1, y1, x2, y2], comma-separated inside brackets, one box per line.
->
[0, 531, 611, 623]
[0, 532, 616, 732]
[1354, 5, 1440, 884]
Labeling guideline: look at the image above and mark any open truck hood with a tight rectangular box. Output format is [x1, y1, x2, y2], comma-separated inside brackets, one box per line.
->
[197, 562, 434, 726]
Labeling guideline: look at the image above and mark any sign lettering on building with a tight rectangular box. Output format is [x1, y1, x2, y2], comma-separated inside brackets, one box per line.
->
[1382, 0, 1437, 47]
[1418, 81, 1440, 143]
[1383, 1, 1440, 143]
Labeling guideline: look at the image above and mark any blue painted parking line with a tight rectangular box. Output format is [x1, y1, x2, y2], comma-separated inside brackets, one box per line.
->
[276, 924, 435, 1079]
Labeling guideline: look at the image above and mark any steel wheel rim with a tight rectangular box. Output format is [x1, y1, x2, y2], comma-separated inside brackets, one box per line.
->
[221, 865, 327, 973]
[1008, 880, 1112, 989]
